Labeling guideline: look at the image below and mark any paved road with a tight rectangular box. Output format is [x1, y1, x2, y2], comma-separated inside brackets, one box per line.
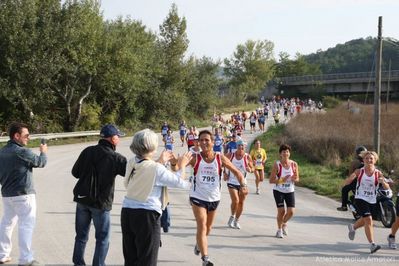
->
[1, 114, 398, 265]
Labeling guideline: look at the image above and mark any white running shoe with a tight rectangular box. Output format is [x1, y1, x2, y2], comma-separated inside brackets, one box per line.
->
[234, 219, 241, 229]
[388, 235, 397, 249]
[256, 188, 260, 195]
[282, 224, 288, 236]
[348, 224, 355, 241]
[276, 230, 283, 238]
[0, 257, 11, 264]
[227, 216, 235, 228]
[202, 256, 214, 266]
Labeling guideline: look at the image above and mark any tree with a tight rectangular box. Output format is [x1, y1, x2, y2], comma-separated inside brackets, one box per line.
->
[0, 0, 62, 131]
[95, 17, 158, 129]
[224, 39, 275, 103]
[186, 57, 220, 118]
[51, 0, 104, 131]
[154, 3, 190, 121]
[275, 52, 321, 77]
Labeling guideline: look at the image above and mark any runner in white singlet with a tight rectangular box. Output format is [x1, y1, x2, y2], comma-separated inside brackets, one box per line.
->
[175, 130, 248, 266]
[345, 151, 390, 254]
[224, 140, 253, 229]
[269, 144, 299, 239]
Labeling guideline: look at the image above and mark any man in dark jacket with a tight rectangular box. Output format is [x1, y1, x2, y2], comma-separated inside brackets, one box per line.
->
[72, 124, 127, 266]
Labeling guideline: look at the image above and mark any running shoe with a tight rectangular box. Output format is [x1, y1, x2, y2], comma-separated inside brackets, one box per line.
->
[347, 224, 355, 241]
[202, 256, 214, 266]
[282, 224, 288, 236]
[0, 257, 11, 264]
[227, 216, 235, 228]
[234, 219, 241, 229]
[18, 260, 41, 266]
[370, 243, 381, 254]
[388, 235, 397, 249]
[276, 230, 283, 238]
[336, 206, 348, 211]
[256, 188, 260, 195]
[194, 244, 200, 256]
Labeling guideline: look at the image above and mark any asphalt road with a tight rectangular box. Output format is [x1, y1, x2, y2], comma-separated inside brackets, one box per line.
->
[1, 115, 398, 265]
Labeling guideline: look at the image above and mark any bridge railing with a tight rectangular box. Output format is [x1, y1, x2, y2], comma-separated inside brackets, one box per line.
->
[281, 70, 399, 84]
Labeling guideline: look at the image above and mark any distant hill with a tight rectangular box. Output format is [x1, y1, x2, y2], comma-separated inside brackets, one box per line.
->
[304, 37, 399, 74]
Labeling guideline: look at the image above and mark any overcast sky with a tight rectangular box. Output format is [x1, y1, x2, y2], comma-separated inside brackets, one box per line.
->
[100, 0, 399, 60]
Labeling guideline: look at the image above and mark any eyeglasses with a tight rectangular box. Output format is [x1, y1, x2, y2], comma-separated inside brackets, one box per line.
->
[21, 134, 30, 139]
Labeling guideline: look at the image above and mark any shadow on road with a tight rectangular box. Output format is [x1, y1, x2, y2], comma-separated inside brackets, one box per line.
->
[293, 215, 351, 225]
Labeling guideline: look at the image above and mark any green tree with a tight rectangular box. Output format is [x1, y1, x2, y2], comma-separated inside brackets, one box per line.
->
[52, 0, 104, 131]
[275, 52, 321, 77]
[186, 57, 220, 118]
[224, 39, 275, 103]
[0, 0, 62, 131]
[95, 17, 158, 129]
[154, 3, 190, 122]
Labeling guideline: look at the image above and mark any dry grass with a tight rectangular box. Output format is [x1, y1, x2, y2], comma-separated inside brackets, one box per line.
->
[282, 102, 399, 173]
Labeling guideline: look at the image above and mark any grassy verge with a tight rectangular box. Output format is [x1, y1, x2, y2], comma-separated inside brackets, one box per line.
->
[256, 124, 346, 200]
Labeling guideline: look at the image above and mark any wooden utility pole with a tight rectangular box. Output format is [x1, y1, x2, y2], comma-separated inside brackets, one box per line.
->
[374, 16, 382, 155]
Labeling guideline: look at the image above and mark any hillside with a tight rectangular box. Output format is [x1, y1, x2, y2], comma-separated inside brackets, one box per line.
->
[304, 37, 399, 74]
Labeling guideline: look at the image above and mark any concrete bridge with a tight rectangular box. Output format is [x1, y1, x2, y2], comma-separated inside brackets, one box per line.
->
[266, 70, 399, 97]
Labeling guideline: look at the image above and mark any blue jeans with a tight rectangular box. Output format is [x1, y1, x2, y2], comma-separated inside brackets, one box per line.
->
[72, 203, 110, 266]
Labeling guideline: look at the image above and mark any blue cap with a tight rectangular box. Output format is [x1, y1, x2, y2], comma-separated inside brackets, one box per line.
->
[100, 124, 125, 138]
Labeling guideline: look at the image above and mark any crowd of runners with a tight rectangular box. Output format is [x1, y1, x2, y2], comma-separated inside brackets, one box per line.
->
[155, 96, 398, 265]
[155, 96, 319, 265]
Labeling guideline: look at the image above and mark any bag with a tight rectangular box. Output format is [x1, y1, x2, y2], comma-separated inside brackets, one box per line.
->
[73, 161, 99, 205]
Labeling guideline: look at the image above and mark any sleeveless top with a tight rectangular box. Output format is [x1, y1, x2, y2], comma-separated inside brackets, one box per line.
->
[187, 133, 196, 146]
[355, 167, 380, 204]
[190, 153, 222, 202]
[273, 160, 296, 193]
[227, 153, 249, 186]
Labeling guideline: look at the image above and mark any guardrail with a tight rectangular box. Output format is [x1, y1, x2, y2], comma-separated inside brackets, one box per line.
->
[0, 130, 100, 143]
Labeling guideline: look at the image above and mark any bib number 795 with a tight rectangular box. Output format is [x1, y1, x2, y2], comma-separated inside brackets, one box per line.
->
[202, 176, 215, 182]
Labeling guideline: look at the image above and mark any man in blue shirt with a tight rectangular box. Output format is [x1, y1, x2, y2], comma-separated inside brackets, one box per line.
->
[213, 128, 224, 153]
[0, 122, 47, 266]
[225, 134, 238, 154]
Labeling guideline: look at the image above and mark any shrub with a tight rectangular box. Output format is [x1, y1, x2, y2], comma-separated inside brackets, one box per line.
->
[322, 95, 341, 108]
[79, 103, 102, 130]
[282, 102, 399, 174]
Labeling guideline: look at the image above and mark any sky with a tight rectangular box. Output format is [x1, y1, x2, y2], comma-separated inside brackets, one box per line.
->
[100, 0, 399, 60]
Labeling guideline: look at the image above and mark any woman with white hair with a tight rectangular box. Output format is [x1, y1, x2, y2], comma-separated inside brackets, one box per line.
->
[121, 129, 192, 266]
[346, 150, 390, 254]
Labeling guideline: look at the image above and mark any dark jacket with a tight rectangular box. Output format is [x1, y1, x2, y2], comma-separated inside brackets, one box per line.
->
[0, 140, 47, 197]
[72, 139, 127, 210]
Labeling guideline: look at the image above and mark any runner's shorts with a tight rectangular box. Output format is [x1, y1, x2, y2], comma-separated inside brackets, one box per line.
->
[273, 190, 295, 208]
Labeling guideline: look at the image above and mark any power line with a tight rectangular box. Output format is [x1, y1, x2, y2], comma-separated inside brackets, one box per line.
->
[382, 38, 399, 48]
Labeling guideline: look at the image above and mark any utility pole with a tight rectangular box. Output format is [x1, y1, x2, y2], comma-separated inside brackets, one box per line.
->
[374, 16, 382, 155]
